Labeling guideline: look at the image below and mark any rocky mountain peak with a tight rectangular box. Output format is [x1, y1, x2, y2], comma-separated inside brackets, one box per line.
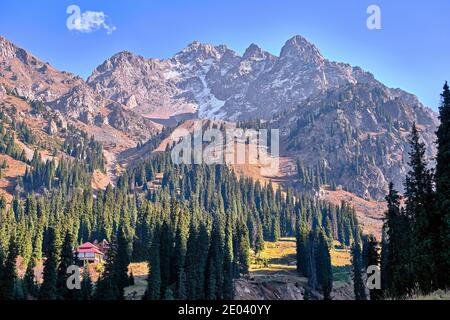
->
[175, 41, 226, 64]
[280, 35, 324, 63]
[0, 35, 16, 60]
[92, 51, 144, 75]
[242, 43, 273, 61]
[0, 35, 39, 67]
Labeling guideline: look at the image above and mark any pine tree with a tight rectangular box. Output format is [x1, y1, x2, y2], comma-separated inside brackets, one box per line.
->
[351, 241, 367, 300]
[222, 214, 234, 299]
[236, 221, 250, 275]
[254, 223, 264, 256]
[0, 238, 19, 300]
[315, 231, 333, 300]
[296, 222, 309, 277]
[365, 235, 382, 300]
[56, 231, 74, 299]
[205, 223, 223, 300]
[81, 266, 93, 300]
[39, 228, 58, 300]
[435, 81, 450, 288]
[145, 225, 161, 300]
[23, 256, 38, 299]
[159, 221, 172, 297]
[94, 235, 121, 300]
[405, 123, 437, 293]
[382, 183, 413, 299]
[116, 226, 131, 298]
[175, 268, 187, 300]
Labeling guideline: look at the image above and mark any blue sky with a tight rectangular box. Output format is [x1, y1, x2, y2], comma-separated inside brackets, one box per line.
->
[0, 0, 449, 110]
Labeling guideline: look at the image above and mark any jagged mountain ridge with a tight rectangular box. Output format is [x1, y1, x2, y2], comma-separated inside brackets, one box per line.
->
[87, 35, 404, 121]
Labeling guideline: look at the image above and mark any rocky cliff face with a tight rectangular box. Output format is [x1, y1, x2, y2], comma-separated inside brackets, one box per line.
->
[0, 35, 81, 103]
[86, 35, 396, 121]
[274, 82, 438, 199]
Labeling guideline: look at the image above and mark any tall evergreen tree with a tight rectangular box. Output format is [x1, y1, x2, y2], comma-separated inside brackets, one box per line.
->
[23, 256, 38, 299]
[205, 223, 224, 300]
[405, 123, 438, 293]
[116, 226, 131, 298]
[145, 225, 161, 300]
[94, 235, 121, 300]
[296, 222, 309, 277]
[175, 268, 187, 300]
[382, 183, 413, 299]
[365, 235, 382, 300]
[56, 231, 74, 299]
[351, 241, 367, 300]
[39, 228, 58, 300]
[435, 81, 450, 288]
[0, 238, 19, 300]
[81, 267, 93, 300]
[315, 231, 333, 300]
[222, 214, 234, 300]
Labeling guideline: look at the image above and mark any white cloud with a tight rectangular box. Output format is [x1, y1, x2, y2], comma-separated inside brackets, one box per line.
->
[66, 5, 116, 34]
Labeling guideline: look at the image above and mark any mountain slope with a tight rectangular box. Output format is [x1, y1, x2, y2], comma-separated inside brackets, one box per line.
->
[0, 36, 160, 165]
[273, 82, 437, 199]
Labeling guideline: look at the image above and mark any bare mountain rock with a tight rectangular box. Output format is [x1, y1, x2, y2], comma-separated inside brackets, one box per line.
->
[0, 36, 159, 151]
[86, 35, 384, 121]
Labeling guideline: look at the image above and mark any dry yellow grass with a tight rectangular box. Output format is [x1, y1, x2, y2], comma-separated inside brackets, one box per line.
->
[250, 237, 351, 275]
[250, 238, 297, 273]
[331, 248, 352, 267]
[128, 262, 148, 277]
[124, 262, 149, 300]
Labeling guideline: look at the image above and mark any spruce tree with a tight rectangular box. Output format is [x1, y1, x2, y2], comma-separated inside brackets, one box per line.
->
[365, 235, 382, 300]
[39, 228, 58, 300]
[145, 225, 161, 300]
[0, 238, 19, 300]
[94, 235, 121, 300]
[351, 241, 367, 300]
[81, 266, 93, 300]
[435, 81, 450, 288]
[296, 222, 309, 277]
[222, 214, 234, 300]
[236, 221, 250, 275]
[116, 226, 131, 298]
[23, 256, 38, 299]
[315, 231, 333, 300]
[175, 268, 187, 300]
[383, 183, 413, 299]
[159, 221, 172, 297]
[205, 223, 223, 300]
[405, 123, 437, 293]
[56, 231, 74, 299]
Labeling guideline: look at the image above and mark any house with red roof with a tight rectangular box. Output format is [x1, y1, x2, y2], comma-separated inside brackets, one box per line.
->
[76, 242, 105, 264]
